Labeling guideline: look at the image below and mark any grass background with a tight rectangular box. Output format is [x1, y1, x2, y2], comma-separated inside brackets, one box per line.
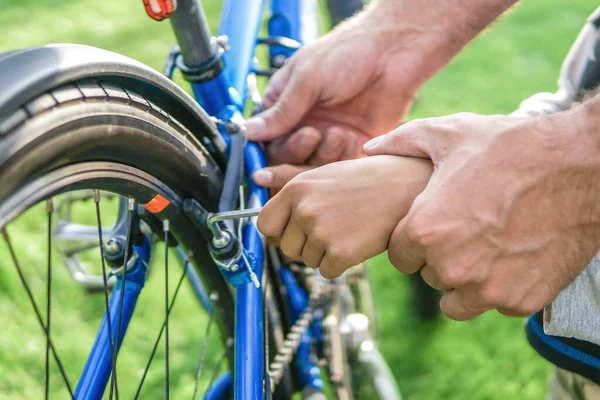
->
[0, 0, 598, 398]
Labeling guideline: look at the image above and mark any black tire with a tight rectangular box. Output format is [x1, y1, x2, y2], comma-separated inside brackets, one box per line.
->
[0, 80, 238, 396]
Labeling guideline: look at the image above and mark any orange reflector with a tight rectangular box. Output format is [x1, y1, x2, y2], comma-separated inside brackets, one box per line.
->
[141, 194, 170, 213]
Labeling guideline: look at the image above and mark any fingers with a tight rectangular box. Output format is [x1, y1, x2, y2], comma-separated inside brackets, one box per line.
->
[262, 64, 292, 109]
[340, 130, 363, 160]
[268, 127, 322, 165]
[363, 120, 433, 159]
[387, 216, 426, 275]
[318, 252, 346, 280]
[252, 165, 313, 190]
[420, 265, 452, 291]
[257, 193, 292, 238]
[309, 127, 347, 165]
[246, 64, 318, 142]
[439, 289, 487, 321]
[302, 240, 326, 269]
[279, 223, 306, 259]
[267, 126, 364, 169]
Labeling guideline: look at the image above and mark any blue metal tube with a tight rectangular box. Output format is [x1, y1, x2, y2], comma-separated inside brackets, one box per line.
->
[192, 77, 241, 118]
[234, 281, 263, 400]
[269, 0, 302, 59]
[233, 142, 268, 400]
[75, 240, 151, 399]
[204, 372, 233, 400]
[219, 0, 266, 98]
[244, 142, 269, 205]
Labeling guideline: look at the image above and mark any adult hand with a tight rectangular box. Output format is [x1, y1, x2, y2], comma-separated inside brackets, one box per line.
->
[257, 155, 433, 279]
[364, 105, 600, 320]
[247, 0, 490, 190]
[252, 126, 362, 192]
[248, 0, 519, 191]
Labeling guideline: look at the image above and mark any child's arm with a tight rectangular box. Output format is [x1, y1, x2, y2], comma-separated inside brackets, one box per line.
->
[257, 155, 433, 279]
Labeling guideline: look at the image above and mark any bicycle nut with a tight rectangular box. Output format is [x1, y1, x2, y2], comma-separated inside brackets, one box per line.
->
[104, 238, 122, 255]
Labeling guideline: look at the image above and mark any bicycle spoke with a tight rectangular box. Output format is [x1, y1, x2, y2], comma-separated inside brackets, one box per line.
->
[192, 302, 215, 400]
[204, 342, 230, 395]
[112, 197, 135, 400]
[93, 190, 119, 398]
[164, 220, 170, 400]
[45, 199, 52, 400]
[1, 228, 74, 398]
[133, 259, 188, 399]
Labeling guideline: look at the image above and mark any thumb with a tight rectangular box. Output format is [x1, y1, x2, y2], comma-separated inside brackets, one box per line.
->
[246, 68, 318, 142]
[252, 164, 313, 190]
[363, 120, 435, 159]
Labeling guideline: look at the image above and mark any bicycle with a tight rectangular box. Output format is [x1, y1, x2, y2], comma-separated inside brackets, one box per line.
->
[0, 0, 401, 399]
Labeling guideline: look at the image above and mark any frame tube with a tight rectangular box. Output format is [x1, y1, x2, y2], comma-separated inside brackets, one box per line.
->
[205, 372, 233, 399]
[170, 0, 214, 67]
[219, 0, 267, 98]
[75, 239, 151, 399]
[233, 143, 269, 399]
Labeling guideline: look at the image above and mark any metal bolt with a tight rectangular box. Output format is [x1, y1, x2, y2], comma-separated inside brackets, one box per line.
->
[272, 55, 287, 68]
[104, 238, 122, 255]
[216, 35, 230, 51]
[211, 230, 232, 249]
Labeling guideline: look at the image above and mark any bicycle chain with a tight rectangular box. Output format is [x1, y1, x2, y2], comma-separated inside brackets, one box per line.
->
[267, 273, 326, 392]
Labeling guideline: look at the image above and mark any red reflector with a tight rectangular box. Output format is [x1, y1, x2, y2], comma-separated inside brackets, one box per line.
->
[142, 0, 176, 21]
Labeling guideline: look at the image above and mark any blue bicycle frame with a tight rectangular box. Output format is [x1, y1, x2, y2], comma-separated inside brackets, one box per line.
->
[199, 1, 319, 398]
[73, 1, 319, 399]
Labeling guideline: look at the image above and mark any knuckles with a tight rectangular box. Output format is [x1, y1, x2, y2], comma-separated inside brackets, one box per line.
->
[404, 219, 439, 248]
[436, 263, 472, 289]
[497, 301, 546, 317]
[475, 284, 505, 309]
[294, 201, 319, 224]
[310, 224, 331, 248]
[256, 209, 280, 238]
[326, 246, 353, 269]
[282, 174, 312, 198]
[496, 288, 549, 317]
[279, 241, 302, 259]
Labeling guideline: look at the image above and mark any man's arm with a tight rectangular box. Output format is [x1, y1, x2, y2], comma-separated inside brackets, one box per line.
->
[365, 0, 520, 80]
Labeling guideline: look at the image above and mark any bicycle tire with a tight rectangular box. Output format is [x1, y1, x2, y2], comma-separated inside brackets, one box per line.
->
[0, 79, 272, 397]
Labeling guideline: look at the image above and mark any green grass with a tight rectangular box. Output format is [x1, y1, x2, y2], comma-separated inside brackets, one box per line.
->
[1, 0, 598, 398]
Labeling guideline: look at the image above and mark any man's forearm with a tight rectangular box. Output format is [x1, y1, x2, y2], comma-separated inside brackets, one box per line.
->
[360, 0, 519, 84]
[370, 0, 518, 40]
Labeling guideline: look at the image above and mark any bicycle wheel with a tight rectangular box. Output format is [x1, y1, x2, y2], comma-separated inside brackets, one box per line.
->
[0, 80, 237, 398]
